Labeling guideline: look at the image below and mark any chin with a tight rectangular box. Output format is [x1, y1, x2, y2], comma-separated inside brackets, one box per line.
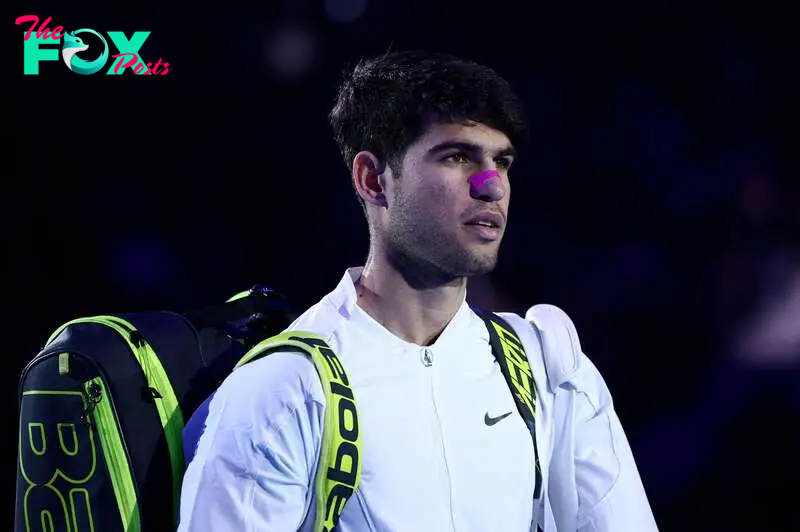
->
[455, 254, 499, 277]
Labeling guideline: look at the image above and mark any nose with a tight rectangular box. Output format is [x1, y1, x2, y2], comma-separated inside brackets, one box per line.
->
[469, 169, 505, 202]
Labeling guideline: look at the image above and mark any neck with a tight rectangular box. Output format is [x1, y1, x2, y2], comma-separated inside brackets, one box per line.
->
[355, 247, 467, 346]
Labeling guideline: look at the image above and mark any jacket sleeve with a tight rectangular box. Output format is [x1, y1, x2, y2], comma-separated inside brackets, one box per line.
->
[178, 351, 325, 532]
[515, 305, 658, 531]
[571, 354, 659, 532]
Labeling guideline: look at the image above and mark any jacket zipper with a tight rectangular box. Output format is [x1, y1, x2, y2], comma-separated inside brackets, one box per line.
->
[425, 348, 457, 532]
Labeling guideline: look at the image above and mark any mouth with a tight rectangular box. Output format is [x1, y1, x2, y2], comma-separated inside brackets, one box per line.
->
[464, 211, 504, 241]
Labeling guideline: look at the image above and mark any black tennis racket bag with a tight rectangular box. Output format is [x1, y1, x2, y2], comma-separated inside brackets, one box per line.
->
[15, 286, 293, 532]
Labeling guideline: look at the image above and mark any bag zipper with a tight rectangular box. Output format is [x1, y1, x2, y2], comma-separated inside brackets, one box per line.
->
[46, 315, 184, 526]
[83, 377, 142, 532]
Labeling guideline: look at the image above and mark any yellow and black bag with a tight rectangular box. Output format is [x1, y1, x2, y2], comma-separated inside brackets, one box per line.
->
[14, 286, 291, 532]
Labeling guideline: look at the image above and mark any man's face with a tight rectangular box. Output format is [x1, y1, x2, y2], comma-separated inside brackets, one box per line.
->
[379, 121, 515, 278]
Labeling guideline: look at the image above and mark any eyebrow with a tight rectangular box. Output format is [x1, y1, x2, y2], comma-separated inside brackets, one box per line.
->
[426, 140, 517, 160]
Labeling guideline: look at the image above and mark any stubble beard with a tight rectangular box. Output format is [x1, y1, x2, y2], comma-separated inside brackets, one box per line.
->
[386, 203, 500, 284]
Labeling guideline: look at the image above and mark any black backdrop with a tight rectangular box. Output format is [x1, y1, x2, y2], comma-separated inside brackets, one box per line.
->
[8, 1, 800, 530]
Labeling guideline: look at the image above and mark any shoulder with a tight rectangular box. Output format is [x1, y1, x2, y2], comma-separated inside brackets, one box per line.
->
[210, 351, 326, 435]
[211, 296, 348, 423]
[286, 296, 344, 339]
[495, 305, 606, 398]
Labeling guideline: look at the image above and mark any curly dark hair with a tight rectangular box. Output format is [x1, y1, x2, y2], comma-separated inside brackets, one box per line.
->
[328, 50, 528, 177]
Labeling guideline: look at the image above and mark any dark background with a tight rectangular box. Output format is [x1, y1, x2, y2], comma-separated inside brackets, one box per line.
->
[8, 1, 800, 530]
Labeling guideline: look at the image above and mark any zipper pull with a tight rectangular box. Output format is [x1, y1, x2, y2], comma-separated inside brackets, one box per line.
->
[142, 386, 162, 402]
[129, 330, 145, 347]
[421, 348, 433, 367]
[82, 381, 103, 426]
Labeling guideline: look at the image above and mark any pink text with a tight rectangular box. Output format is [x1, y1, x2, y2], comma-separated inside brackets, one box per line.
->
[16, 15, 64, 41]
[111, 53, 172, 75]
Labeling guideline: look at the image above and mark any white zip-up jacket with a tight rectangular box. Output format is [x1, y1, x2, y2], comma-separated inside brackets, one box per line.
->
[179, 268, 658, 531]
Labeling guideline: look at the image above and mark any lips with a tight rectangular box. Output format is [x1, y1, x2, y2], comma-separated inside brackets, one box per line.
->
[464, 211, 504, 230]
[463, 211, 505, 241]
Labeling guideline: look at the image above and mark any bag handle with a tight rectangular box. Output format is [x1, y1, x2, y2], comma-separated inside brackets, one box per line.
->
[182, 285, 291, 331]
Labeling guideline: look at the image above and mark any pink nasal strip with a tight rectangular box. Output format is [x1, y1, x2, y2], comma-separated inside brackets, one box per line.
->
[470, 169, 500, 189]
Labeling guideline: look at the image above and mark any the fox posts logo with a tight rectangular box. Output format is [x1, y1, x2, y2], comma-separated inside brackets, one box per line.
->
[17, 15, 171, 75]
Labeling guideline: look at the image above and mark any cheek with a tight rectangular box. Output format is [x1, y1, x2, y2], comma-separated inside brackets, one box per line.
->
[399, 166, 467, 220]
[428, 182, 454, 202]
[419, 183, 461, 222]
[403, 177, 450, 208]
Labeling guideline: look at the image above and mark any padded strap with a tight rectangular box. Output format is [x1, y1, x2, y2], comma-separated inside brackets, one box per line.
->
[524, 304, 582, 393]
[471, 306, 543, 500]
[236, 331, 362, 532]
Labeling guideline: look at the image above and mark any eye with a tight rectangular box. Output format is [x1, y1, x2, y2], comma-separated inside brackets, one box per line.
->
[443, 152, 470, 164]
[495, 157, 513, 170]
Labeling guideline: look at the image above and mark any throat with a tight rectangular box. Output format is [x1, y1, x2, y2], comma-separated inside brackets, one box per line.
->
[355, 277, 460, 347]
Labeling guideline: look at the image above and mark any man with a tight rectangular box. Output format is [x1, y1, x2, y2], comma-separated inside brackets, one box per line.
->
[179, 50, 658, 531]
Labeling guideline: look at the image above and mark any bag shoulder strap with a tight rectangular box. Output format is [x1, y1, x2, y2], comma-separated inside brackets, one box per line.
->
[236, 330, 361, 532]
[471, 307, 542, 500]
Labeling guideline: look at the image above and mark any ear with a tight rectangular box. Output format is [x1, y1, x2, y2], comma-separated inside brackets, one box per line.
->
[352, 151, 388, 207]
